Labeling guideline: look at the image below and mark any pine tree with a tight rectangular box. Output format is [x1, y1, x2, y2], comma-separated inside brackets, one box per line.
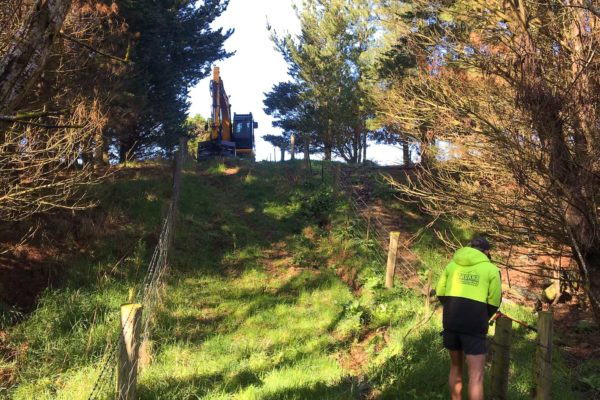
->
[111, 0, 232, 161]
[272, 0, 377, 162]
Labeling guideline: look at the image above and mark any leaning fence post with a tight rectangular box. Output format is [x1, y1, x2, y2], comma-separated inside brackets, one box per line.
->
[385, 231, 400, 289]
[534, 311, 553, 400]
[117, 303, 143, 400]
[490, 316, 512, 399]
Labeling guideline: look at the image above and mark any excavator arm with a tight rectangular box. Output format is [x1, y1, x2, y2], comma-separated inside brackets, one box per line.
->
[209, 67, 232, 142]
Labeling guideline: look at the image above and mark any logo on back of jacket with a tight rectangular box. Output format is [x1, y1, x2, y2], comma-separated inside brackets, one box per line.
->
[458, 272, 480, 286]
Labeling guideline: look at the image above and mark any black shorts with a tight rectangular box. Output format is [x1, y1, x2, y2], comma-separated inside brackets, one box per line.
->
[442, 330, 488, 355]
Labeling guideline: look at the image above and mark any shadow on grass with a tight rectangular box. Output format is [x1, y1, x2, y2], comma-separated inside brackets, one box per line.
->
[6, 168, 175, 384]
[257, 380, 354, 400]
[9, 160, 350, 398]
[138, 371, 354, 400]
[153, 269, 340, 348]
[372, 328, 447, 400]
[371, 324, 580, 400]
[172, 163, 314, 276]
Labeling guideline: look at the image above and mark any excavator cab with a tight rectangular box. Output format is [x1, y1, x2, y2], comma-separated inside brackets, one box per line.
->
[232, 113, 258, 158]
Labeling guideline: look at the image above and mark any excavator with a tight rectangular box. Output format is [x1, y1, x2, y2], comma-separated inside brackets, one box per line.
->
[197, 67, 258, 159]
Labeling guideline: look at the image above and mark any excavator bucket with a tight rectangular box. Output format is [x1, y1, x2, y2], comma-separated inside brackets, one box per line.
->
[197, 140, 236, 159]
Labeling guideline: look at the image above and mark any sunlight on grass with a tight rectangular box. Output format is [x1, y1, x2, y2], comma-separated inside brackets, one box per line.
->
[137, 265, 354, 399]
[204, 162, 229, 175]
[262, 201, 299, 220]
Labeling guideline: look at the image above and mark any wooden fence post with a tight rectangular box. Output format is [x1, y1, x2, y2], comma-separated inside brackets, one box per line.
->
[117, 303, 143, 400]
[490, 316, 512, 400]
[535, 311, 553, 400]
[385, 231, 400, 289]
[127, 288, 136, 303]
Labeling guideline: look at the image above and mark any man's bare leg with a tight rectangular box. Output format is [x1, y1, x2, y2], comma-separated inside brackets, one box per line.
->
[465, 354, 486, 400]
[448, 350, 463, 400]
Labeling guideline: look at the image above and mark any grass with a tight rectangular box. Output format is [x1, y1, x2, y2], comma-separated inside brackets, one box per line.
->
[1, 159, 590, 399]
[136, 160, 356, 399]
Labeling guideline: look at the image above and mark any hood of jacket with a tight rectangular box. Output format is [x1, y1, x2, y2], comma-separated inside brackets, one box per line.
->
[452, 247, 489, 267]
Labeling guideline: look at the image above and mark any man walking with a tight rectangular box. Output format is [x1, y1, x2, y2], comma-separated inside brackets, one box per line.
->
[436, 236, 502, 400]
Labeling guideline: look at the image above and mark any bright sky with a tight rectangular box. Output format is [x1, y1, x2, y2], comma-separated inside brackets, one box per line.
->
[188, 0, 404, 165]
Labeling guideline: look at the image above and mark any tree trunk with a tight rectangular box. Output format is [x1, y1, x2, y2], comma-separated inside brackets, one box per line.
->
[0, 0, 72, 114]
[119, 139, 133, 164]
[280, 147, 284, 162]
[353, 128, 360, 163]
[362, 131, 367, 164]
[290, 133, 295, 160]
[574, 245, 600, 322]
[403, 138, 410, 166]
[93, 131, 109, 167]
[303, 135, 311, 171]
[323, 119, 332, 161]
[588, 272, 600, 323]
[323, 143, 332, 161]
[419, 129, 435, 168]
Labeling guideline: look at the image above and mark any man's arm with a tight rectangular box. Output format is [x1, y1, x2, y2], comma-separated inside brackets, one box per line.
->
[487, 269, 502, 317]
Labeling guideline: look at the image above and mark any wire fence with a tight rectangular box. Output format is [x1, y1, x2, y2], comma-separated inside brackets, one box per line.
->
[335, 164, 559, 398]
[335, 164, 419, 282]
[86, 138, 186, 400]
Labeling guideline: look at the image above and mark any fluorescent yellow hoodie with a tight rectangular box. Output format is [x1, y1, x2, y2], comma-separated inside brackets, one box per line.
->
[436, 247, 502, 335]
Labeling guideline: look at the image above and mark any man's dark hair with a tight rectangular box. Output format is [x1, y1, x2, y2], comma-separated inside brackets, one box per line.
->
[469, 236, 491, 251]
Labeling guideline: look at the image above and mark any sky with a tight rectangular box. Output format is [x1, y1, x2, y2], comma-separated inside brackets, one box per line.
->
[188, 0, 404, 164]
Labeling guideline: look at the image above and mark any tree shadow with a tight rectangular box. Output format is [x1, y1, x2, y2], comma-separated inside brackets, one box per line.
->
[138, 364, 355, 400]
[373, 328, 448, 400]
[171, 164, 315, 276]
[258, 379, 355, 400]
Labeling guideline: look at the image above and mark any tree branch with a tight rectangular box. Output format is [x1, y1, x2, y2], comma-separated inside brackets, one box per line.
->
[59, 31, 130, 64]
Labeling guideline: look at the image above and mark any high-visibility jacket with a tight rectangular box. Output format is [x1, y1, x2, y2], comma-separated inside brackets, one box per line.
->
[436, 247, 502, 336]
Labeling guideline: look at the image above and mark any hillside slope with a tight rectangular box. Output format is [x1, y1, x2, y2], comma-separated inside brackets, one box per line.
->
[2, 160, 591, 399]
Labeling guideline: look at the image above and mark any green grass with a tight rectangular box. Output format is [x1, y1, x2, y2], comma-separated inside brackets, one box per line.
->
[2, 160, 590, 399]
[135, 161, 357, 399]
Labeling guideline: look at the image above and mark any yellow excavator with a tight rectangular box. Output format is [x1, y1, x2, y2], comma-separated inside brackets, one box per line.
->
[198, 67, 258, 159]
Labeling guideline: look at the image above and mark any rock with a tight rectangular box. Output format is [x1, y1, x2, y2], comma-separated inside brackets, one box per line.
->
[542, 284, 557, 303]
